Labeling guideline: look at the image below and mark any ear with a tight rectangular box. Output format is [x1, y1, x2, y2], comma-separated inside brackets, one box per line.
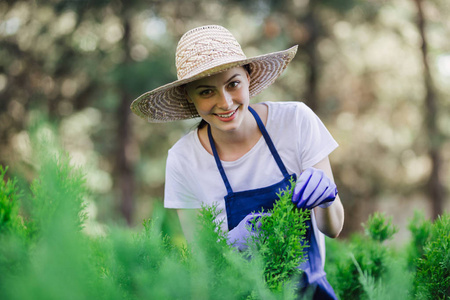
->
[182, 85, 193, 103]
[246, 70, 251, 83]
[243, 66, 251, 84]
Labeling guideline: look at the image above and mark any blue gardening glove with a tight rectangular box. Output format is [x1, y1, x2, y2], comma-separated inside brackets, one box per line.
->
[227, 213, 270, 251]
[292, 167, 338, 209]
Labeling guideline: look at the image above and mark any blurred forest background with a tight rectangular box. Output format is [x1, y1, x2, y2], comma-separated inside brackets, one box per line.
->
[1, 0, 449, 240]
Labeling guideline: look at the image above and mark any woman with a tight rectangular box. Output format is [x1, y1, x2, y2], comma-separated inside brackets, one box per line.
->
[131, 25, 344, 299]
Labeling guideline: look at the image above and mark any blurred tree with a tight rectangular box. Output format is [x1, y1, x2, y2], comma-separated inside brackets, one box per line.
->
[413, 0, 445, 219]
[115, 4, 135, 225]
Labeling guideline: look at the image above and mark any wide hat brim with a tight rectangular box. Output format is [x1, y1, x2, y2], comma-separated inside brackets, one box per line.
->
[130, 45, 298, 123]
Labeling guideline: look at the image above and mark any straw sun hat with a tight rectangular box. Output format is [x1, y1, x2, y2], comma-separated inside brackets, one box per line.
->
[130, 25, 298, 122]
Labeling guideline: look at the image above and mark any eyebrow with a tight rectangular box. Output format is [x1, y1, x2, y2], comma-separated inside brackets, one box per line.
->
[195, 74, 241, 90]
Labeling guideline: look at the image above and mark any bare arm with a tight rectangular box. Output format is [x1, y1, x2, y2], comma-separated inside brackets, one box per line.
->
[311, 157, 345, 238]
[177, 209, 199, 244]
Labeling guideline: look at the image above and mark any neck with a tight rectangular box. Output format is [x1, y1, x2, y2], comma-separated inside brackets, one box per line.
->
[209, 109, 261, 161]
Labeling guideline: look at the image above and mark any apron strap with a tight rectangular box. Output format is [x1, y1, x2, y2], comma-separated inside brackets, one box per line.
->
[207, 105, 290, 193]
[208, 125, 233, 194]
[248, 106, 290, 178]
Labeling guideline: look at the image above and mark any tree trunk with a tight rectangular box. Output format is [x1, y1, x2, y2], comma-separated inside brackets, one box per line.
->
[116, 18, 135, 225]
[414, 0, 445, 219]
[302, 3, 319, 112]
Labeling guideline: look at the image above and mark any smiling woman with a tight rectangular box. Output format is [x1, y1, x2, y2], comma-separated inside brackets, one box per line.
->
[130, 25, 344, 299]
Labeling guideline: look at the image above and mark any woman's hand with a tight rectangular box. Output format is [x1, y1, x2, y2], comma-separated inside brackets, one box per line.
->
[292, 167, 338, 210]
[227, 213, 269, 251]
[295, 158, 344, 238]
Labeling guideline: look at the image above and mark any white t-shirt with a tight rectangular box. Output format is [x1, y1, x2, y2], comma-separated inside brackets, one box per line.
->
[164, 101, 338, 262]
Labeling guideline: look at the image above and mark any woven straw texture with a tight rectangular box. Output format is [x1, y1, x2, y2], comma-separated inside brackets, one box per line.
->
[130, 25, 298, 123]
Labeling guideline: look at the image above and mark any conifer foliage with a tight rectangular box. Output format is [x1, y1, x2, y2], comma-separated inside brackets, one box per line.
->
[0, 138, 307, 299]
[1, 132, 449, 299]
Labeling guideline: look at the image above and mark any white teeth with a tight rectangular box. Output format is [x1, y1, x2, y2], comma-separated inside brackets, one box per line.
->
[217, 110, 236, 118]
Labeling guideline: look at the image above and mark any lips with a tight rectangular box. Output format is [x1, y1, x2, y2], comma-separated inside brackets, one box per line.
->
[216, 110, 237, 118]
[214, 107, 239, 120]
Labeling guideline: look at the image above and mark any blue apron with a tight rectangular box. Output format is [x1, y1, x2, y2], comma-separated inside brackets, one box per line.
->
[207, 106, 337, 299]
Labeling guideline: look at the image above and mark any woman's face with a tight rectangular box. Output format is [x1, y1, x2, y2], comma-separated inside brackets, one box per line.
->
[185, 66, 251, 133]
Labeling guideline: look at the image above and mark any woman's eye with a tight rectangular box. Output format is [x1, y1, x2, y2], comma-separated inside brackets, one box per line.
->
[228, 81, 240, 88]
[199, 89, 212, 96]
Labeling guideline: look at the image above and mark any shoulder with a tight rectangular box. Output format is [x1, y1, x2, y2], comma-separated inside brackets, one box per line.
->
[264, 101, 309, 113]
[166, 130, 203, 185]
[264, 101, 314, 123]
[167, 130, 199, 162]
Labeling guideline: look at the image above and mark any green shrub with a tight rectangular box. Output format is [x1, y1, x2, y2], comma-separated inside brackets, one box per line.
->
[407, 211, 432, 271]
[0, 166, 25, 236]
[191, 204, 280, 300]
[1, 124, 306, 299]
[246, 177, 310, 293]
[414, 214, 450, 299]
[0, 146, 298, 300]
[6, 124, 450, 300]
[29, 151, 88, 235]
[0, 148, 97, 300]
[363, 212, 398, 242]
[0, 166, 30, 285]
[329, 212, 399, 299]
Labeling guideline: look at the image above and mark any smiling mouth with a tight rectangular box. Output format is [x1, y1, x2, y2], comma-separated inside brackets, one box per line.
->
[215, 107, 239, 118]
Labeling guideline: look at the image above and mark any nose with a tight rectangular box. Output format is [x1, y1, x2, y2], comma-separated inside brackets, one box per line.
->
[216, 91, 233, 110]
